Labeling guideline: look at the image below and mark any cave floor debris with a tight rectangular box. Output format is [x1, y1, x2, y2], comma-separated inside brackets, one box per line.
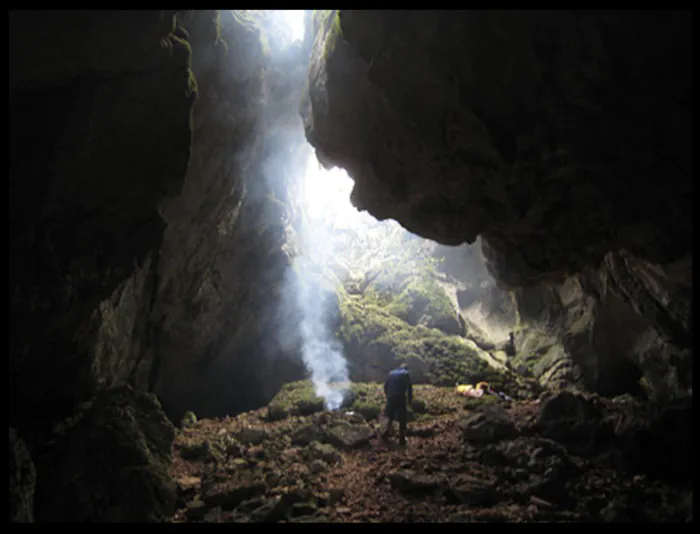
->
[168, 387, 692, 523]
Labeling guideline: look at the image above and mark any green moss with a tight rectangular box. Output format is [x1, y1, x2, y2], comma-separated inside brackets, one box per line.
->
[179, 411, 197, 428]
[462, 394, 502, 411]
[385, 275, 457, 331]
[353, 401, 382, 420]
[337, 292, 535, 395]
[311, 10, 342, 63]
[338, 293, 489, 386]
[268, 380, 326, 415]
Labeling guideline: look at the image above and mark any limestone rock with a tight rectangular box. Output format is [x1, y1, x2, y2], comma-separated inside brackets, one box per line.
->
[9, 428, 36, 523]
[389, 469, 443, 495]
[323, 421, 374, 450]
[291, 424, 325, 447]
[32, 386, 177, 522]
[460, 405, 518, 443]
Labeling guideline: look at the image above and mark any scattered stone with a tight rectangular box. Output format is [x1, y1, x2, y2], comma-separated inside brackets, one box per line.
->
[460, 406, 518, 443]
[309, 459, 329, 474]
[446, 473, 500, 506]
[292, 424, 325, 446]
[186, 500, 208, 521]
[176, 476, 201, 495]
[203, 506, 222, 522]
[224, 438, 243, 457]
[340, 389, 358, 409]
[389, 469, 443, 495]
[267, 403, 288, 422]
[324, 422, 374, 450]
[246, 445, 266, 460]
[180, 411, 197, 429]
[354, 402, 382, 421]
[291, 501, 318, 517]
[238, 496, 267, 512]
[236, 426, 268, 446]
[308, 440, 342, 465]
[179, 440, 211, 461]
[255, 488, 311, 523]
[408, 426, 436, 437]
[297, 398, 325, 416]
[537, 390, 601, 425]
[202, 473, 267, 510]
[264, 471, 281, 488]
[411, 399, 427, 413]
[327, 488, 345, 506]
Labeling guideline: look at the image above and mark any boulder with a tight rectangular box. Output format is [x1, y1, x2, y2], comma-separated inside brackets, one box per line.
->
[202, 471, 266, 510]
[291, 424, 325, 446]
[236, 426, 268, 446]
[324, 422, 374, 450]
[459, 405, 518, 443]
[389, 469, 443, 495]
[308, 441, 342, 465]
[32, 386, 176, 522]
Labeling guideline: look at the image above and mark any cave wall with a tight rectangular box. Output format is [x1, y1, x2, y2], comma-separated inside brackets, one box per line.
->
[9, 9, 195, 432]
[153, 11, 314, 421]
[302, 10, 692, 398]
[9, 10, 200, 521]
[303, 10, 691, 286]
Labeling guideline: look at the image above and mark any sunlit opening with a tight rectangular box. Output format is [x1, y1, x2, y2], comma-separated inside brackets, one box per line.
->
[298, 153, 375, 231]
[270, 10, 306, 44]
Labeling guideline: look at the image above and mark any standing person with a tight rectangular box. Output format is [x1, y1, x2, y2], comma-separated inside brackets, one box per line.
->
[381, 363, 413, 446]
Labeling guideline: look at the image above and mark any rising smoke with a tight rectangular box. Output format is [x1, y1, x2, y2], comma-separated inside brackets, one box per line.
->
[261, 10, 511, 409]
[258, 10, 352, 409]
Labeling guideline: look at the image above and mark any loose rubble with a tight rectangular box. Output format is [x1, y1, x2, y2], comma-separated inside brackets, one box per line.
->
[169, 384, 692, 523]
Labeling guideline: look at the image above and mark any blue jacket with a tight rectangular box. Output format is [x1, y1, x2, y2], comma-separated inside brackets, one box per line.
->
[384, 368, 413, 403]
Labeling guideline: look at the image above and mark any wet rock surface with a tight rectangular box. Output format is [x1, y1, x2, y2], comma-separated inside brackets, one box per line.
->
[170, 385, 691, 523]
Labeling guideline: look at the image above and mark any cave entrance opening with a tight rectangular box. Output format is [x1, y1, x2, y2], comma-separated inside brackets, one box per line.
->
[259, 9, 508, 412]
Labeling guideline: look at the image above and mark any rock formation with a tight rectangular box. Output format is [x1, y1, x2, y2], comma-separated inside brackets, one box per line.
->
[9, 9, 691, 522]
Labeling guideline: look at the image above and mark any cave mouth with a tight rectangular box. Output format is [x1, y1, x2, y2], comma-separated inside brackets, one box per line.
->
[252, 9, 509, 413]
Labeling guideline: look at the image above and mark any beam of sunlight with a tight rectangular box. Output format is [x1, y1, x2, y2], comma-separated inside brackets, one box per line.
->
[270, 10, 306, 44]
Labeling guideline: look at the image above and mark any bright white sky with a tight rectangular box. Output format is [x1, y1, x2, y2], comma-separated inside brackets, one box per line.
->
[270, 10, 306, 44]
[299, 153, 375, 230]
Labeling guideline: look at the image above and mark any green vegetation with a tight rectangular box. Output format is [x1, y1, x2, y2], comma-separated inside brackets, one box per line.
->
[310, 10, 342, 62]
[338, 293, 499, 387]
[462, 394, 502, 411]
[267, 380, 474, 423]
[180, 410, 197, 428]
[267, 380, 325, 419]
[384, 275, 459, 333]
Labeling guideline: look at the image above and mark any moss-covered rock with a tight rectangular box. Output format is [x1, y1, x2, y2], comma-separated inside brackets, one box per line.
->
[33, 386, 177, 522]
[268, 381, 327, 416]
[337, 292, 532, 395]
[180, 411, 198, 428]
[353, 401, 382, 421]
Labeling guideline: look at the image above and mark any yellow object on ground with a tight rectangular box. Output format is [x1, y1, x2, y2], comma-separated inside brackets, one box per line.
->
[454, 382, 489, 398]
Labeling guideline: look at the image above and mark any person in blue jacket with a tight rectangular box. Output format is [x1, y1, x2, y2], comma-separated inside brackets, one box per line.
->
[381, 363, 413, 445]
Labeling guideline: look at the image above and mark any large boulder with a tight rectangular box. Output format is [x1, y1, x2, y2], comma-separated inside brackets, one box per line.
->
[33, 386, 177, 522]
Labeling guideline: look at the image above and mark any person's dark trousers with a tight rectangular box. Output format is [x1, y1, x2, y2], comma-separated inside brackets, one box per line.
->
[383, 394, 407, 441]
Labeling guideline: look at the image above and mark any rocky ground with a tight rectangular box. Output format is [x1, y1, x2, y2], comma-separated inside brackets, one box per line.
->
[168, 385, 692, 523]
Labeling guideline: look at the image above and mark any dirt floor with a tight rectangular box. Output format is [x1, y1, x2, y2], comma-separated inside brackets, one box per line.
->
[168, 386, 692, 523]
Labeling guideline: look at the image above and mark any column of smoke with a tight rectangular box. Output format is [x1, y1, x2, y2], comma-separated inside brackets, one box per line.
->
[290, 148, 349, 411]
[253, 10, 350, 410]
